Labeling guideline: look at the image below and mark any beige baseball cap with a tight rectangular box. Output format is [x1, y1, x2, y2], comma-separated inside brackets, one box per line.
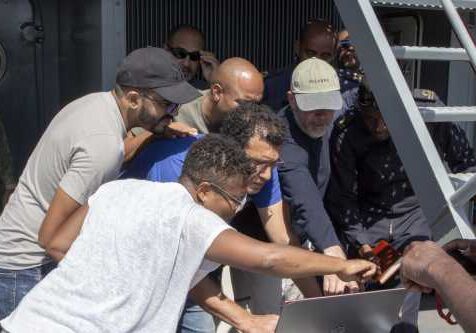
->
[291, 57, 343, 111]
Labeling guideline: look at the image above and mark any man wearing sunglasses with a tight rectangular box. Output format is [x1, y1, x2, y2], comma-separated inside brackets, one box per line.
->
[0, 47, 200, 319]
[165, 25, 220, 89]
[336, 30, 364, 113]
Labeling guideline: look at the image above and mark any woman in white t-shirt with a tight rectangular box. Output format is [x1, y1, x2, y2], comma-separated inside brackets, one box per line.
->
[1, 134, 377, 333]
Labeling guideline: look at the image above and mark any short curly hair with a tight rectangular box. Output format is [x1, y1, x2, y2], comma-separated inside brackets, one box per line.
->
[181, 134, 253, 188]
[220, 102, 287, 148]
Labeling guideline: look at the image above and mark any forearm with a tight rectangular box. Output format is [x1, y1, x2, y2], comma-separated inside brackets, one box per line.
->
[258, 203, 299, 246]
[38, 188, 80, 247]
[256, 243, 346, 278]
[430, 261, 476, 332]
[123, 131, 154, 163]
[189, 277, 252, 331]
[289, 247, 346, 297]
[45, 205, 88, 262]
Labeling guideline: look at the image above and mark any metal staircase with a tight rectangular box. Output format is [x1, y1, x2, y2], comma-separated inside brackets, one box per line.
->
[333, 0, 476, 243]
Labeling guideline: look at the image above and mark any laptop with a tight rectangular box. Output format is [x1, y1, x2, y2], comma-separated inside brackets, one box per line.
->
[276, 288, 407, 333]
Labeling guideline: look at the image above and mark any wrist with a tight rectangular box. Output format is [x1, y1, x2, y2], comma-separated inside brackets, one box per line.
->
[235, 311, 255, 332]
[323, 245, 347, 259]
[426, 256, 464, 290]
[335, 257, 349, 275]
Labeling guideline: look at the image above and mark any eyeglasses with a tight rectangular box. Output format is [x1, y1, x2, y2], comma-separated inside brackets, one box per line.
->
[208, 182, 248, 213]
[250, 158, 284, 175]
[168, 45, 201, 62]
[140, 93, 179, 116]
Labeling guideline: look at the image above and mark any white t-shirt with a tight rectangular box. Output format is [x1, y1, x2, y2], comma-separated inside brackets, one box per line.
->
[0, 92, 126, 269]
[1, 179, 230, 333]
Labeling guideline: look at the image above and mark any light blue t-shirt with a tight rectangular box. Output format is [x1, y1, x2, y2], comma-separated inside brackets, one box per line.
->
[122, 135, 282, 208]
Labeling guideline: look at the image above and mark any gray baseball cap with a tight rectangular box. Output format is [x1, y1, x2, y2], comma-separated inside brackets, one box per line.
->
[116, 47, 201, 104]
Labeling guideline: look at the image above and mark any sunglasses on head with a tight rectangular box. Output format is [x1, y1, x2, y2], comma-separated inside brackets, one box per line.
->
[168, 45, 201, 62]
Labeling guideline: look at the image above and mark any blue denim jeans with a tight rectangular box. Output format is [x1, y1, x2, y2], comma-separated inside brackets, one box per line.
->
[176, 298, 215, 333]
[0, 262, 56, 319]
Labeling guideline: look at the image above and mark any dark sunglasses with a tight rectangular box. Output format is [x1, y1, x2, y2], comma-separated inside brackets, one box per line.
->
[140, 92, 179, 115]
[338, 39, 352, 48]
[168, 46, 201, 62]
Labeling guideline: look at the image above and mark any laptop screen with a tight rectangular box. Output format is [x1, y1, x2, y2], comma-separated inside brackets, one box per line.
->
[276, 288, 407, 333]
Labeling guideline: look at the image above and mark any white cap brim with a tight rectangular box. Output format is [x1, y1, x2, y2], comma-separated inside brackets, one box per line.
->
[294, 90, 343, 111]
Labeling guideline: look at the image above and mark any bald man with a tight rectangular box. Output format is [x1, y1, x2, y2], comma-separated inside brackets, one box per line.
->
[263, 19, 338, 111]
[175, 57, 264, 133]
[165, 25, 220, 89]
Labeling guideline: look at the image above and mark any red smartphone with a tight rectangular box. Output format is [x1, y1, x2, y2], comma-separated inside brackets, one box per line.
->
[370, 240, 402, 284]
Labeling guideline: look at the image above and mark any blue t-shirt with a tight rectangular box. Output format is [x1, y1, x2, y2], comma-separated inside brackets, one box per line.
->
[121, 135, 282, 208]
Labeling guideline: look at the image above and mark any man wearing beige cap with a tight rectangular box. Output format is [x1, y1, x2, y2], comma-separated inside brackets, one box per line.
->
[277, 57, 358, 296]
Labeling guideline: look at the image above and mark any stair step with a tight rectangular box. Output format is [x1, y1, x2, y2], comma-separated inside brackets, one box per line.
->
[450, 172, 476, 208]
[372, 0, 476, 10]
[420, 106, 476, 122]
[392, 46, 468, 61]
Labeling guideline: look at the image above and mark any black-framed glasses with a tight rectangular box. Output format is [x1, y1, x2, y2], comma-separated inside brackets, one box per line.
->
[208, 182, 247, 213]
[140, 93, 179, 116]
[250, 158, 284, 175]
[168, 45, 201, 62]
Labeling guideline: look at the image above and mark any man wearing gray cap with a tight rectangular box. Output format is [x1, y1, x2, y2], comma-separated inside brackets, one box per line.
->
[0, 47, 199, 319]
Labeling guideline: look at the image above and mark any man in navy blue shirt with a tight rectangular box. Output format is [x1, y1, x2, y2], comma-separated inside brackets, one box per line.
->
[123, 103, 321, 331]
[277, 57, 357, 296]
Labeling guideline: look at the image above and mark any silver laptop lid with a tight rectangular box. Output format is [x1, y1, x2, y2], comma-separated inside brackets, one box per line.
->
[276, 288, 407, 333]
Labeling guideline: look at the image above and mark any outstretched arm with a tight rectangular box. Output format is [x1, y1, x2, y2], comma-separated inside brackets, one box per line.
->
[206, 229, 376, 282]
[401, 241, 476, 333]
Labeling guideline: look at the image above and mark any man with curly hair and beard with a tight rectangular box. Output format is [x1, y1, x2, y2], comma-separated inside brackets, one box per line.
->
[1, 135, 377, 333]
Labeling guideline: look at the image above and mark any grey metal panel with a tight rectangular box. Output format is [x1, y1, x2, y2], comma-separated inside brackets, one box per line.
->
[420, 106, 476, 122]
[451, 173, 476, 208]
[373, 0, 476, 10]
[0, 0, 46, 174]
[392, 46, 469, 61]
[101, 0, 126, 90]
[333, 0, 475, 242]
[57, 1, 102, 105]
[125, 0, 342, 72]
